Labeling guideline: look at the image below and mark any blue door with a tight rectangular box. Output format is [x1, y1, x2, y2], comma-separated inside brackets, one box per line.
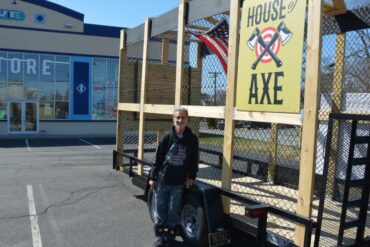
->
[70, 57, 92, 120]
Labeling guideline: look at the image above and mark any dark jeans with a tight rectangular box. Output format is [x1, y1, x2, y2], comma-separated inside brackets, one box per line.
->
[155, 180, 184, 228]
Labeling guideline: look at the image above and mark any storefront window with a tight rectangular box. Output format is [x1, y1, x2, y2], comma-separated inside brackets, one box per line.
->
[8, 82, 23, 99]
[55, 56, 69, 82]
[40, 101, 55, 120]
[0, 50, 120, 122]
[0, 101, 6, 120]
[39, 82, 54, 100]
[92, 58, 118, 120]
[106, 101, 117, 119]
[0, 83, 6, 100]
[92, 101, 105, 120]
[55, 82, 69, 101]
[55, 102, 69, 119]
[8, 53, 23, 83]
[0, 52, 7, 83]
[40, 55, 54, 83]
[24, 53, 40, 83]
[24, 83, 38, 100]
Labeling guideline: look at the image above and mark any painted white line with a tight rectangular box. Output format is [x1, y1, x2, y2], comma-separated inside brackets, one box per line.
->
[25, 139, 31, 151]
[27, 185, 43, 247]
[38, 184, 63, 247]
[79, 138, 101, 149]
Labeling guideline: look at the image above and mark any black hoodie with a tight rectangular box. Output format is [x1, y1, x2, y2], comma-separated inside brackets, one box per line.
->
[149, 126, 199, 185]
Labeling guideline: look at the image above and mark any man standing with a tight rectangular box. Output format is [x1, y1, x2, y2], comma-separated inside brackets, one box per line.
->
[149, 108, 199, 247]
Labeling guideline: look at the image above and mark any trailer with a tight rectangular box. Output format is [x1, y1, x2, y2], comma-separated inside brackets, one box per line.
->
[114, 0, 370, 246]
[113, 150, 315, 247]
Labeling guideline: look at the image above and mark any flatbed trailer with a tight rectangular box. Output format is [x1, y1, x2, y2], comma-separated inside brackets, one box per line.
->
[113, 150, 316, 247]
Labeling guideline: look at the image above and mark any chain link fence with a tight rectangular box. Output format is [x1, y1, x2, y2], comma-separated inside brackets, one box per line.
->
[315, 116, 370, 247]
[313, 1, 370, 245]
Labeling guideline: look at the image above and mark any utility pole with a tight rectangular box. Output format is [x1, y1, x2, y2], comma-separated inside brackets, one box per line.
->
[209, 71, 222, 105]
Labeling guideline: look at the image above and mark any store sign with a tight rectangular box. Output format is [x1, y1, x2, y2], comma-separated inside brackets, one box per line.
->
[236, 0, 306, 113]
[0, 57, 53, 76]
[0, 9, 25, 21]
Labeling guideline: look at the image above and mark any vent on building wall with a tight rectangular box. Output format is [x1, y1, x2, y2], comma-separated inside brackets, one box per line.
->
[64, 23, 74, 29]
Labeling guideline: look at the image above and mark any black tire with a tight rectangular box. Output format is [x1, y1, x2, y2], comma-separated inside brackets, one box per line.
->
[180, 194, 208, 247]
[147, 187, 157, 223]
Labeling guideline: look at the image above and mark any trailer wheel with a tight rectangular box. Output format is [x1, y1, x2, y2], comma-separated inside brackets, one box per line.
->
[147, 187, 157, 223]
[180, 194, 208, 247]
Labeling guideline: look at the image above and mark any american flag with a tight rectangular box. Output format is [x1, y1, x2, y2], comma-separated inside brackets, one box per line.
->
[191, 18, 229, 73]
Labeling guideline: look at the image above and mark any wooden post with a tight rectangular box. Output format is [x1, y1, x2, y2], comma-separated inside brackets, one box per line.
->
[221, 0, 241, 213]
[268, 123, 278, 182]
[196, 42, 202, 69]
[137, 18, 152, 175]
[161, 38, 169, 65]
[327, 33, 346, 197]
[295, 0, 323, 245]
[175, 0, 187, 107]
[115, 30, 127, 171]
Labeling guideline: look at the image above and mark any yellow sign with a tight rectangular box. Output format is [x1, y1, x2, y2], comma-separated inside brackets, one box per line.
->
[236, 0, 306, 113]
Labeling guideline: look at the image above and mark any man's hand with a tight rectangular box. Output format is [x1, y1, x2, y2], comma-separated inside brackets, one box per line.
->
[185, 179, 195, 189]
[149, 180, 156, 188]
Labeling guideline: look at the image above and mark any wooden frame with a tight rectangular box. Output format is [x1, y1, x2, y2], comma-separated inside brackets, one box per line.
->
[115, 0, 368, 245]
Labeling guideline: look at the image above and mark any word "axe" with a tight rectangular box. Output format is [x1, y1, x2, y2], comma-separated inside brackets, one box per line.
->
[250, 22, 293, 70]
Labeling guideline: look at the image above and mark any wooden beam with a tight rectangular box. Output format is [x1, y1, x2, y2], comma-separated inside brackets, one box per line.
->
[181, 105, 224, 118]
[268, 123, 278, 182]
[333, 0, 346, 10]
[137, 18, 151, 175]
[144, 104, 174, 115]
[161, 38, 169, 65]
[221, 0, 241, 214]
[234, 110, 302, 126]
[205, 16, 219, 25]
[118, 103, 140, 112]
[323, 0, 346, 16]
[295, 0, 323, 245]
[186, 24, 209, 32]
[175, 0, 188, 107]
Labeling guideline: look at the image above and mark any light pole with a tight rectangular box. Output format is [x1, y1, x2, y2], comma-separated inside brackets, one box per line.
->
[209, 72, 221, 105]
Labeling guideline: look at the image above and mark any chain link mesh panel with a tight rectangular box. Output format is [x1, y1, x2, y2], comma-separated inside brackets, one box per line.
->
[146, 29, 178, 105]
[315, 116, 370, 247]
[117, 111, 139, 170]
[314, 1, 370, 246]
[185, 14, 229, 107]
[194, 116, 224, 185]
[122, 41, 143, 104]
[142, 113, 173, 176]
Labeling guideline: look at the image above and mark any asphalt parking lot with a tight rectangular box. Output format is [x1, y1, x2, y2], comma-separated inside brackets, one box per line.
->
[0, 137, 258, 247]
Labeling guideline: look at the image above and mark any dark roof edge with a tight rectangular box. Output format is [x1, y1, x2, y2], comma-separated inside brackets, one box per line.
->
[21, 0, 84, 21]
[84, 24, 126, 38]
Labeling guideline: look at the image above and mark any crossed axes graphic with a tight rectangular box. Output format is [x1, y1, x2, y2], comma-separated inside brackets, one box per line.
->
[247, 22, 293, 70]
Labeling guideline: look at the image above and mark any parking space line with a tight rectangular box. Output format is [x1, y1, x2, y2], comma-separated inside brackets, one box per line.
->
[25, 139, 31, 151]
[79, 138, 101, 149]
[27, 185, 43, 247]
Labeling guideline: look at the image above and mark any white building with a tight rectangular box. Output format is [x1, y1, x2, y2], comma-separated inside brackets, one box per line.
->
[0, 0, 124, 137]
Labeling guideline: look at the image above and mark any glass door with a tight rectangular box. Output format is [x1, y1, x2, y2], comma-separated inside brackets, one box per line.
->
[8, 102, 22, 133]
[7, 101, 39, 133]
[25, 102, 38, 132]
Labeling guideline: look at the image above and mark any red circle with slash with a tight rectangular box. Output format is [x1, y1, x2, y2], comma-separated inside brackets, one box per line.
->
[255, 27, 281, 63]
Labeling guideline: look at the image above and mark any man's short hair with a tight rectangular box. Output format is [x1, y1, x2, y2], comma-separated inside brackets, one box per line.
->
[173, 107, 188, 117]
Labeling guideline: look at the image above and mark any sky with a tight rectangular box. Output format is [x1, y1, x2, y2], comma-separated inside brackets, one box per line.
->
[47, 0, 179, 28]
